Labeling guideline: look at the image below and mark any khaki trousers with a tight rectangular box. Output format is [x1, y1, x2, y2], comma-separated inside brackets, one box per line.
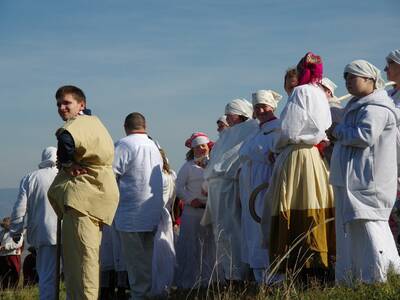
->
[63, 208, 102, 300]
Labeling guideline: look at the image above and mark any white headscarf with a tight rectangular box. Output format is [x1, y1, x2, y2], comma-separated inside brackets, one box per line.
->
[225, 98, 253, 118]
[217, 115, 228, 126]
[321, 77, 337, 96]
[38, 146, 57, 168]
[344, 59, 385, 89]
[251, 90, 282, 110]
[386, 49, 400, 65]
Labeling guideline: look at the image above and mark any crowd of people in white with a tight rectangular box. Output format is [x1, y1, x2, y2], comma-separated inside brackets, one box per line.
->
[1, 49, 400, 300]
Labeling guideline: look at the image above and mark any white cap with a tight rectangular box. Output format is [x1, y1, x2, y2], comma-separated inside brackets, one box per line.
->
[387, 49, 400, 65]
[321, 77, 338, 96]
[252, 90, 282, 110]
[225, 98, 253, 118]
[344, 60, 385, 89]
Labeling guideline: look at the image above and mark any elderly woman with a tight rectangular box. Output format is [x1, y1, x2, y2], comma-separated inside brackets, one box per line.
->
[238, 90, 282, 283]
[329, 60, 400, 284]
[174, 133, 216, 289]
[261, 52, 335, 282]
[203, 99, 258, 281]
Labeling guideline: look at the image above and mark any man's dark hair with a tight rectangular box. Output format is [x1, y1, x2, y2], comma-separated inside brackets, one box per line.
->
[55, 85, 86, 104]
[124, 112, 146, 131]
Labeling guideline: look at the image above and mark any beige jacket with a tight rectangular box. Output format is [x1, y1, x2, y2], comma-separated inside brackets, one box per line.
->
[48, 115, 119, 225]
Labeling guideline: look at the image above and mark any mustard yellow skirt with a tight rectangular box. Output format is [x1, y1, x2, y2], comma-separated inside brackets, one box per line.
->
[261, 144, 335, 272]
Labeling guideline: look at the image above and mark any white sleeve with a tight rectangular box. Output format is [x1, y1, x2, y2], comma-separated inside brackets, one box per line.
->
[113, 142, 130, 177]
[276, 91, 307, 148]
[10, 175, 29, 235]
[176, 163, 192, 204]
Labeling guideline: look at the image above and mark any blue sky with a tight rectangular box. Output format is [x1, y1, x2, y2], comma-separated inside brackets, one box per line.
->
[0, 0, 398, 188]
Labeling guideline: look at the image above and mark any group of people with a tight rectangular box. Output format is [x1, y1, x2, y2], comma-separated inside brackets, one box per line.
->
[2, 48, 400, 300]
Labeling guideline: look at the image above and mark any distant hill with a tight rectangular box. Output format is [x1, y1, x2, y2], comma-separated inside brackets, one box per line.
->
[0, 188, 18, 217]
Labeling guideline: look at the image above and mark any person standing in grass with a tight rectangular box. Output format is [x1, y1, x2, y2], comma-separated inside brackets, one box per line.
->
[174, 132, 216, 289]
[10, 146, 58, 299]
[261, 52, 335, 283]
[48, 85, 119, 299]
[328, 60, 400, 284]
[113, 112, 164, 299]
[202, 99, 258, 282]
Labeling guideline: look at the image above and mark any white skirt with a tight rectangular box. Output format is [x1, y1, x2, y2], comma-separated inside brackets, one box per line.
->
[335, 186, 400, 284]
[174, 207, 216, 289]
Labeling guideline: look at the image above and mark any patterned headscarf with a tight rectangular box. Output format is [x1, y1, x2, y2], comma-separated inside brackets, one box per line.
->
[297, 52, 323, 85]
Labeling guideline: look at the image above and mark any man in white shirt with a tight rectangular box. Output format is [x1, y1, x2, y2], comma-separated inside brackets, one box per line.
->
[113, 112, 164, 299]
[10, 147, 58, 299]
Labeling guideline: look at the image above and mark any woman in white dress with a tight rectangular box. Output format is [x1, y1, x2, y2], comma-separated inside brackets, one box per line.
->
[174, 133, 216, 289]
[238, 90, 282, 283]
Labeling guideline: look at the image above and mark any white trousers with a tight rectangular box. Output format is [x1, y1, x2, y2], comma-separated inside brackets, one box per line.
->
[335, 187, 400, 284]
[119, 231, 154, 300]
[36, 245, 57, 300]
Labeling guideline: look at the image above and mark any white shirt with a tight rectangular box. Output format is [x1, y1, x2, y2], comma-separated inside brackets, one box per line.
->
[113, 134, 164, 232]
[277, 84, 332, 149]
[10, 166, 58, 247]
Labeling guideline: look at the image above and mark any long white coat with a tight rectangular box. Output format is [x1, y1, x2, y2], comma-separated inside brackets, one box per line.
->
[203, 119, 258, 280]
[330, 89, 400, 224]
[10, 166, 58, 247]
[238, 118, 280, 269]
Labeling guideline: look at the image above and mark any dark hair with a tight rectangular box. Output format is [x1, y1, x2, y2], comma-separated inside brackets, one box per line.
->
[186, 149, 194, 161]
[124, 112, 146, 131]
[55, 85, 86, 104]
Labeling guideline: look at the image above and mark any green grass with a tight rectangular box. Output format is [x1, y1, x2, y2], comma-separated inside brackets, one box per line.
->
[2, 275, 400, 299]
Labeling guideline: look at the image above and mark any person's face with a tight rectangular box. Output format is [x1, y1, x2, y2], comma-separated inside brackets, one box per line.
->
[254, 104, 274, 124]
[57, 94, 85, 121]
[193, 143, 209, 158]
[226, 114, 242, 126]
[217, 121, 228, 132]
[322, 86, 333, 100]
[284, 74, 298, 96]
[345, 73, 374, 97]
[385, 59, 400, 84]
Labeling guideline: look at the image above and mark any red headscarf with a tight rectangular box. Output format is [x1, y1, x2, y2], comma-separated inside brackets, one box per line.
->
[185, 132, 214, 150]
[297, 52, 323, 85]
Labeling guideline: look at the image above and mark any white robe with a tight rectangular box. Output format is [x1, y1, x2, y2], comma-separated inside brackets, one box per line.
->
[238, 118, 280, 272]
[152, 171, 176, 295]
[203, 119, 258, 280]
[175, 161, 216, 288]
[331, 89, 400, 284]
[10, 166, 58, 247]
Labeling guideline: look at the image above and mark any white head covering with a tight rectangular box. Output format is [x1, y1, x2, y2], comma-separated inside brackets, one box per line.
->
[386, 49, 400, 65]
[344, 59, 385, 89]
[217, 115, 228, 126]
[191, 136, 210, 148]
[224, 98, 253, 118]
[321, 77, 337, 96]
[251, 90, 282, 110]
[39, 146, 57, 168]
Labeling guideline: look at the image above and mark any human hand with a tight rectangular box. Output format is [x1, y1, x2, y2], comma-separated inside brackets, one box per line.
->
[69, 163, 88, 177]
[326, 122, 338, 141]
